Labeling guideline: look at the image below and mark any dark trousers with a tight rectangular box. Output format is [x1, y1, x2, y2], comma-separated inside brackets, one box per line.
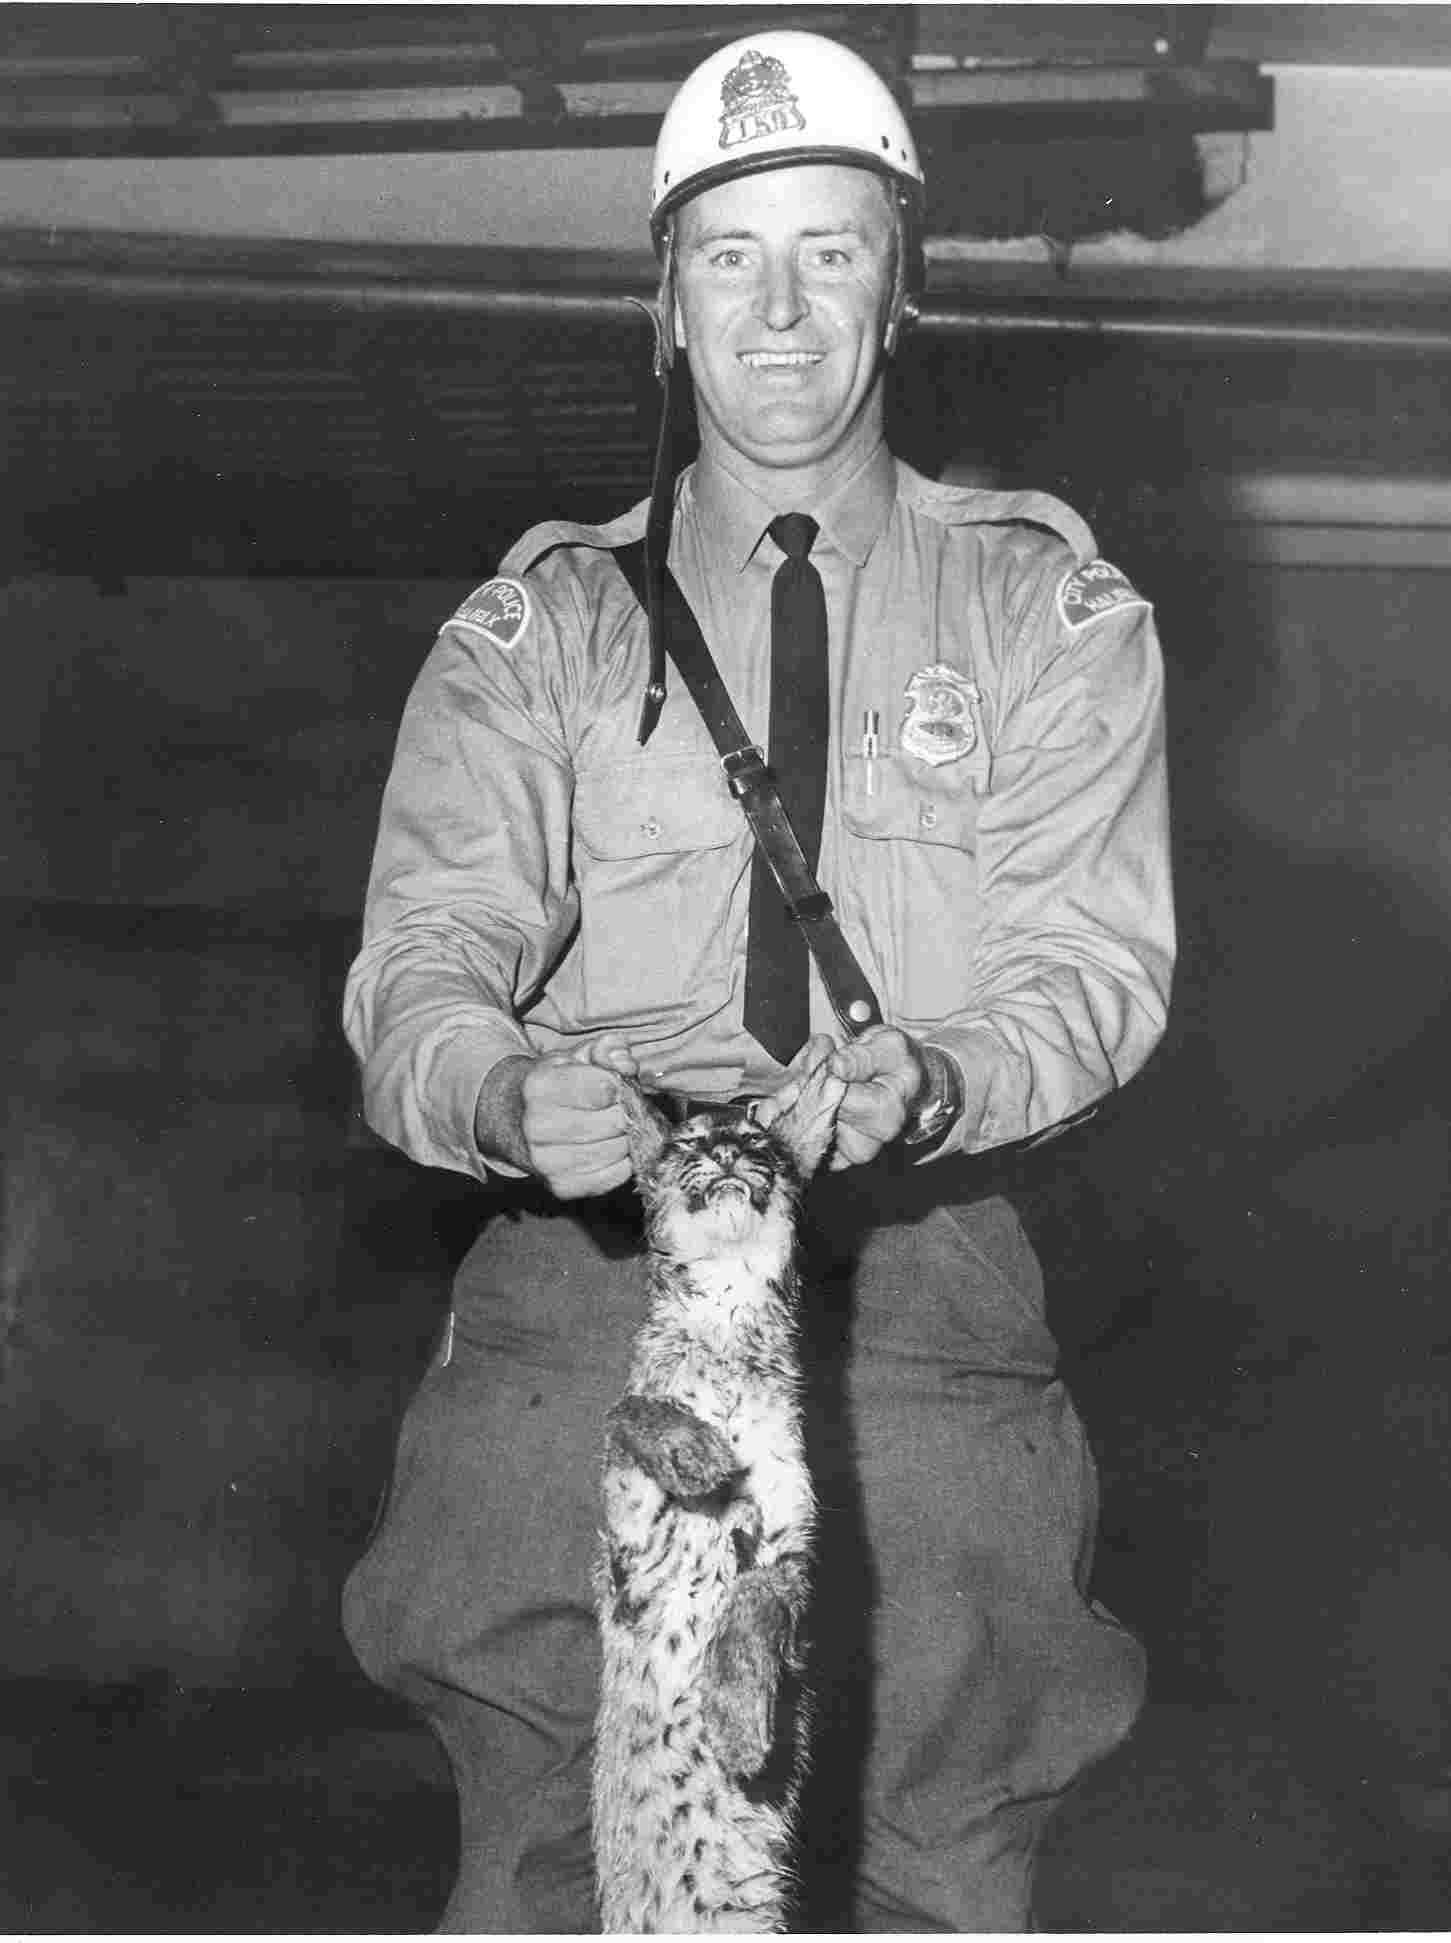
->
[343, 1162, 1145, 1932]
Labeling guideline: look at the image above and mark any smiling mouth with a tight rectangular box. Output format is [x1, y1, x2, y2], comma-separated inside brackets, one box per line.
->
[739, 350, 825, 370]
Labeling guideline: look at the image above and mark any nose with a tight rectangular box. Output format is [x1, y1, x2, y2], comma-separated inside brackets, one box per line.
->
[755, 253, 807, 332]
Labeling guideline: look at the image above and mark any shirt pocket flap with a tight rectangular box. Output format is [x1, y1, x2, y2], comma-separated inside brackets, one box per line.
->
[841, 756, 979, 851]
[575, 756, 741, 860]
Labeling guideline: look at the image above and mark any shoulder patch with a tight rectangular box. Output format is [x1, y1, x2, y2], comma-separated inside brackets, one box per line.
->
[450, 577, 531, 650]
[1057, 559, 1149, 632]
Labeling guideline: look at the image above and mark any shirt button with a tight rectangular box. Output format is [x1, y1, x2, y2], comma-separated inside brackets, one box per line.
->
[919, 803, 938, 830]
[641, 816, 662, 840]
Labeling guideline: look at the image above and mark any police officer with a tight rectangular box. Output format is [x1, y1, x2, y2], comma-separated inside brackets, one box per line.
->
[343, 30, 1174, 1932]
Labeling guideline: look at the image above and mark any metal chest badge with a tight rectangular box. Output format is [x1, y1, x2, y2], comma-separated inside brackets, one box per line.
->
[900, 664, 980, 767]
[718, 47, 806, 149]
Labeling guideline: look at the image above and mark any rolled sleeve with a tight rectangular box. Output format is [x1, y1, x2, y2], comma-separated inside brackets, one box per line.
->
[343, 611, 580, 1180]
[928, 580, 1174, 1158]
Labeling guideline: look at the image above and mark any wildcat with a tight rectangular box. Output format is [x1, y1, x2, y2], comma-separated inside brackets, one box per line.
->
[591, 1051, 845, 1934]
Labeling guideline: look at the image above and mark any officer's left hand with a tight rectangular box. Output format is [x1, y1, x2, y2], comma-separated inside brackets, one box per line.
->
[823, 1025, 924, 1169]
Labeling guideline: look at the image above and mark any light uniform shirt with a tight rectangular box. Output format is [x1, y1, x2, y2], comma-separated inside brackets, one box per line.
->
[344, 442, 1174, 1180]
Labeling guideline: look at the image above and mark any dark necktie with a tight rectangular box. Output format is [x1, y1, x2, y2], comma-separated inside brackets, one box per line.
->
[743, 512, 828, 1065]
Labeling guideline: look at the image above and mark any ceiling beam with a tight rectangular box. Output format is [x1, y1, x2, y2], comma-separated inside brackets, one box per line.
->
[0, 62, 1270, 159]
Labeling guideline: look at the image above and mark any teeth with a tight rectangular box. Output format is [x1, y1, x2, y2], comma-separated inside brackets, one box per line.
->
[741, 351, 822, 367]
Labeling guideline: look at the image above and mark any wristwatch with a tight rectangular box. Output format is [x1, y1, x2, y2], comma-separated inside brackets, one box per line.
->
[902, 1044, 964, 1149]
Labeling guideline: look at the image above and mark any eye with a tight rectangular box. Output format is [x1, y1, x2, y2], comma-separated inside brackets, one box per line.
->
[812, 246, 851, 269]
[710, 247, 748, 270]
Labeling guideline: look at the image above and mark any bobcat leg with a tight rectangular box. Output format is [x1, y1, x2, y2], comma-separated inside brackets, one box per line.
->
[704, 1556, 809, 1779]
[601, 1398, 745, 1625]
[603, 1395, 740, 1505]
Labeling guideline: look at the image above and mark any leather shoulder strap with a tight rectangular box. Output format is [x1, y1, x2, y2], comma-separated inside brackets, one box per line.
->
[613, 540, 882, 1039]
[615, 540, 754, 762]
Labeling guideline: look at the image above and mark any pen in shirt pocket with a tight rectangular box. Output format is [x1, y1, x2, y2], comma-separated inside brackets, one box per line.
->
[860, 708, 880, 796]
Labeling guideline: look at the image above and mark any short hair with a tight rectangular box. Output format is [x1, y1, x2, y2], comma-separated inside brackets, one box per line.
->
[672, 164, 897, 249]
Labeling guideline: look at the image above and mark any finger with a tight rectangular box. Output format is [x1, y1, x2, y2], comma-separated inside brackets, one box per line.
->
[752, 1088, 790, 1130]
[789, 1032, 836, 1077]
[827, 1127, 884, 1169]
[761, 1034, 830, 1125]
[576, 1032, 639, 1075]
[788, 1051, 849, 1117]
[826, 1133, 880, 1169]
[826, 1033, 897, 1083]
[535, 1128, 632, 1177]
[525, 1096, 632, 1158]
[834, 1084, 907, 1151]
[809, 1066, 850, 1113]
[548, 1154, 634, 1201]
[834, 1113, 888, 1158]
[756, 1069, 805, 1129]
[535, 1060, 631, 1111]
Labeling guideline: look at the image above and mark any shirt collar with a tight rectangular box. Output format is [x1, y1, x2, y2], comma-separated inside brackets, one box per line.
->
[687, 439, 897, 573]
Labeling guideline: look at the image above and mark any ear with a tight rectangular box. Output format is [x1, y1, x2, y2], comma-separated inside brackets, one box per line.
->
[761, 1044, 846, 1181]
[615, 1078, 671, 1179]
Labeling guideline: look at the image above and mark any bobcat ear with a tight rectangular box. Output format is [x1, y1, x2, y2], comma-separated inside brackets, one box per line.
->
[763, 1056, 846, 1181]
[616, 1079, 670, 1178]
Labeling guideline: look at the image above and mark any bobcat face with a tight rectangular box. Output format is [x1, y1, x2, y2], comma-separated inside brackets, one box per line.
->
[669, 1117, 794, 1216]
[644, 1115, 800, 1265]
[614, 1050, 844, 1269]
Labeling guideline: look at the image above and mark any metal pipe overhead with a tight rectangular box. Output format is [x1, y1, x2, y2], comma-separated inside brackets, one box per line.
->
[4, 259, 1451, 358]
[0, 260, 640, 321]
[921, 304, 1451, 358]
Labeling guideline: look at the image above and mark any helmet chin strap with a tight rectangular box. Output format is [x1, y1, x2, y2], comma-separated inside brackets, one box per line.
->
[632, 236, 684, 746]
[882, 186, 921, 357]
[636, 330, 687, 747]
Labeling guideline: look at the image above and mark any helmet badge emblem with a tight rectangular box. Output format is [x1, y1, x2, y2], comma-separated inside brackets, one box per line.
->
[718, 48, 806, 151]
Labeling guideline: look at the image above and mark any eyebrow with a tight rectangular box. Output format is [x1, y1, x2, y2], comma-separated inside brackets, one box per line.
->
[687, 221, 871, 249]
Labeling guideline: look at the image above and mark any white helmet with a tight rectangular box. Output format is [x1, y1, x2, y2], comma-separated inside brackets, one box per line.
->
[650, 30, 924, 246]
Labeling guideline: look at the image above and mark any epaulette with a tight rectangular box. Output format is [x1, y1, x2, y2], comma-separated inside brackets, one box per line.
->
[498, 503, 648, 578]
[907, 474, 1098, 566]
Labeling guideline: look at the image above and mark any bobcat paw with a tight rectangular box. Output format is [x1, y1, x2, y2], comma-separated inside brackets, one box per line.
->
[724, 1495, 764, 1572]
[704, 1576, 793, 1779]
[605, 1395, 740, 1502]
[704, 1671, 774, 1780]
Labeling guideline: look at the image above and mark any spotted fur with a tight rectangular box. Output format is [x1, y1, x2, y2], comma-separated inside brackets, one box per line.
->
[592, 1059, 843, 1933]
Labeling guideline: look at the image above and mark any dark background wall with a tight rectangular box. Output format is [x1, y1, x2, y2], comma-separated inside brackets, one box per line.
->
[1, 573, 470, 1687]
[2, 303, 1449, 1813]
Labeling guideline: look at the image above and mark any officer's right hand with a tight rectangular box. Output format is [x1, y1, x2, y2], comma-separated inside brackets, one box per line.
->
[474, 1035, 640, 1200]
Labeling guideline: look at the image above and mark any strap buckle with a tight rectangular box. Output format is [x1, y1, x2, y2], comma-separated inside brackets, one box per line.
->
[721, 745, 773, 800]
[787, 890, 833, 925]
